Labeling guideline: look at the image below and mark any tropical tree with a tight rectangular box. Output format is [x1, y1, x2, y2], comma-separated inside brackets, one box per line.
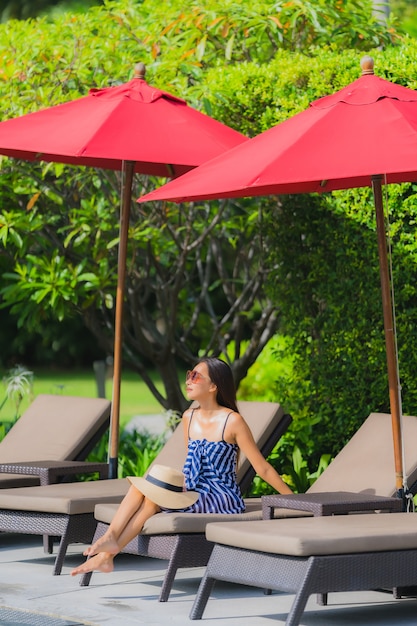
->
[1, 164, 277, 410]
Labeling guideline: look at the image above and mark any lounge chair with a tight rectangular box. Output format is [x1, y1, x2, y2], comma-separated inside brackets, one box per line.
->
[307, 412, 417, 498]
[261, 411, 417, 607]
[79, 400, 291, 600]
[0, 401, 291, 584]
[258, 412, 417, 528]
[83, 411, 417, 602]
[189, 411, 417, 623]
[190, 512, 417, 626]
[0, 394, 111, 488]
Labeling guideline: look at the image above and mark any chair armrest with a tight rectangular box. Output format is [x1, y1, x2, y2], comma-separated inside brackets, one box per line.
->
[0, 461, 109, 485]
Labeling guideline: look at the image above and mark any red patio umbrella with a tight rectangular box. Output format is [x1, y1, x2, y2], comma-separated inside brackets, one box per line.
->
[0, 63, 247, 477]
[140, 56, 417, 498]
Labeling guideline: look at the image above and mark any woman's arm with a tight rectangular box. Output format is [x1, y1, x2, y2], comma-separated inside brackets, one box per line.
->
[230, 412, 293, 495]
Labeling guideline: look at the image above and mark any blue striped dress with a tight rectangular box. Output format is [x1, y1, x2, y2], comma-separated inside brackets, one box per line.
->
[179, 410, 245, 514]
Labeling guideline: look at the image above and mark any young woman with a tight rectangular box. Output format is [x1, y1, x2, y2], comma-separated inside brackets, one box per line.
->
[71, 357, 292, 577]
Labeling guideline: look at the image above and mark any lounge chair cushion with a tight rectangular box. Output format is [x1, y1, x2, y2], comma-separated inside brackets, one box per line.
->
[0, 394, 110, 462]
[0, 479, 128, 514]
[308, 412, 417, 497]
[0, 394, 110, 488]
[94, 498, 266, 534]
[205, 512, 417, 557]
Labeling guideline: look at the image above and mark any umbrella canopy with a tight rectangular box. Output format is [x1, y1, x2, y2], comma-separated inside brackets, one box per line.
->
[140, 56, 416, 498]
[0, 63, 245, 177]
[139, 58, 417, 201]
[0, 63, 247, 477]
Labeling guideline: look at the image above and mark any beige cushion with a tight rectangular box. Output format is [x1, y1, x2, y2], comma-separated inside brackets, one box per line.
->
[147, 423, 186, 472]
[205, 512, 417, 556]
[308, 412, 417, 497]
[94, 498, 265, 534]
[0, 394, 110, 488]
[0, 479, 128, 514]
[235, 401, 285, 481]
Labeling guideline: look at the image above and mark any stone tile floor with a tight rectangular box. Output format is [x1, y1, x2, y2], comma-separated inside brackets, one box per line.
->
[0, 533, 416, 626]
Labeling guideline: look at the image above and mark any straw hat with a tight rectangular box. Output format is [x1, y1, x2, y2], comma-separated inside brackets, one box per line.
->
[127, 464, 199, 509]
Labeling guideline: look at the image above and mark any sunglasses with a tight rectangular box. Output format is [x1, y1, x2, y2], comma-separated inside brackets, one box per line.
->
[186, 370, 209, 384]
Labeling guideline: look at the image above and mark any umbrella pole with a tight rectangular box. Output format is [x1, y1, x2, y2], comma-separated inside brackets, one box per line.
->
[372, 174, 404, 499]
[108, 160, 135, 479]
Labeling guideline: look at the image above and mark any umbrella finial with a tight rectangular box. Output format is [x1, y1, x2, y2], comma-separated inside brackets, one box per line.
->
[360, 55, 374, 75]
[134, 62, 147, 80]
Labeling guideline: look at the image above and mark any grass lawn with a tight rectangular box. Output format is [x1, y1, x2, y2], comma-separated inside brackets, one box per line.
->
[0, 367, 164, 429]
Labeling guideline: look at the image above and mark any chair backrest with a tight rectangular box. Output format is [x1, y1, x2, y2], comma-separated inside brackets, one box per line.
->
[0, 394, 111, 463]
[308, 412, 417, 497]
[236, 401, 292, 493]
[148, 401, 292, 494]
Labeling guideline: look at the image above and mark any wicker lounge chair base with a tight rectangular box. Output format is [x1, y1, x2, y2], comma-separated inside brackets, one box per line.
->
[0, 479, 128, 574]
[80, 523, 215, 601]
[190, 513, 417, 625]
[0, 401, 290, 583]
[80, 500, 267, 601]
[0, 509, 96, 575]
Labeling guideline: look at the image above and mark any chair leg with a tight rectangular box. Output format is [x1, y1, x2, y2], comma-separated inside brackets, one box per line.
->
[53, 536, 70, 576]
[43, 534, 54, 553]
[80, 569, 93, 587]
[159, 561, 179, 602]
[189, 573, 216, 620]
[43, 534, 61, 554]
[286, 586, 311, 626]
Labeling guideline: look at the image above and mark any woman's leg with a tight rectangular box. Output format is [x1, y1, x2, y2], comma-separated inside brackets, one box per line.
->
[70, 495, 160, 576]
[117, 496, 161, 550]
[83, 485, 145, 556]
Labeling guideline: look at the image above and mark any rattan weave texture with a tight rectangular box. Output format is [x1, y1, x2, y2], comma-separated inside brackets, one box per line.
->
[190, 543, 417, 625]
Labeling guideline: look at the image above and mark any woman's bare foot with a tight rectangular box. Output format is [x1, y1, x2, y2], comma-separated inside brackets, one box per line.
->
[71, 552, 115, 576]
[83, 532, 120, 557]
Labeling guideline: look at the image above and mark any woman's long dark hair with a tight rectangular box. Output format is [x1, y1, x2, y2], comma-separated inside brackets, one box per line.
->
[198, 357, 239, 413]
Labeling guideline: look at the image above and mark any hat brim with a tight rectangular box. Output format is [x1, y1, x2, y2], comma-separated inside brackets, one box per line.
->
[127, 475, 199, 510]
